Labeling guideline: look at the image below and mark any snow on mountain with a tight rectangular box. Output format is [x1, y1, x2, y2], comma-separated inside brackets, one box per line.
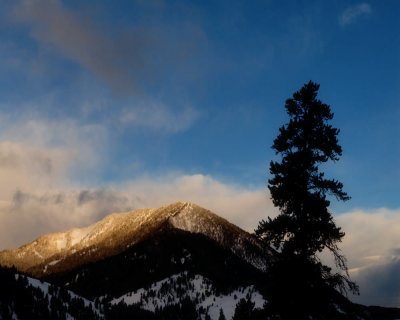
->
[169, 202, 266, 270]
[0, 225, 95, 272]
[24, 275, 99, 312]
[8, 273, 105, 320]
[0, 201, 266, 276]
[110, 271, 266, 320]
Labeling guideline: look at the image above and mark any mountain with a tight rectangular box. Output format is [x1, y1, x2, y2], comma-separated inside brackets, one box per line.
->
[0, 201, 270, 319]
[0, 202, 265, 278]
[0, 201, 398, 320]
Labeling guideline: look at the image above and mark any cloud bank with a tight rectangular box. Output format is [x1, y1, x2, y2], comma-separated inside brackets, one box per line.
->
[337, 209, 400, 306]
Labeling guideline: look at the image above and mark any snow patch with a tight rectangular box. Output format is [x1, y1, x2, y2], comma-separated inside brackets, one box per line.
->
[22, 275, 102, 317]
[56, 238, 67, 250]
[32, 249, 44, 259]
[48, 259, 60, 266]
[111, 272, 266, 320]
[27, 277, 50, 295]
[69, 227, 93, 246]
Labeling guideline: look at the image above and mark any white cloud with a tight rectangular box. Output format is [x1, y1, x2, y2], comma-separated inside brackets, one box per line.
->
[1, 116, 105, 151]
[0, 116, 105, 177]
[0, 107, 205, 248]
[335, 208, 400, 306]
[336, 208, 400, 270]
[339, 3, 372, 26]
[120, 174, 276, 232]
[0, 118, 101, 247]
[0, 141, 73, 198]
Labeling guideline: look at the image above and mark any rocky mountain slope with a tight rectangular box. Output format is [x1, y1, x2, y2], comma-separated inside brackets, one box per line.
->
[0, 202, 266, 277]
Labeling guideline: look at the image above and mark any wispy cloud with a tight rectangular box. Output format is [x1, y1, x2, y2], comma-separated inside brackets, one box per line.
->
[337, 209, 400, 269]
[8, 0, 203, 134]
[119, 102, 200, 133]
[11, 0, 207, 94]
[0, 114, 107, 194]
[339, 3, 372, 26]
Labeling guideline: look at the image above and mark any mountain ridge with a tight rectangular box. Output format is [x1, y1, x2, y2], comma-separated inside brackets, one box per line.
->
[0, 201, 266, 277]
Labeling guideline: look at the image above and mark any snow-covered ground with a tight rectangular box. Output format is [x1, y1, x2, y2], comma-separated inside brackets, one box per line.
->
[111, 272, 266, 320]
[15, 274, 102, 318]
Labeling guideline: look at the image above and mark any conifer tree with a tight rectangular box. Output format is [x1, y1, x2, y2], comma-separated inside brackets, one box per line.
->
[256, 81, 358, 317]
[218, 308, 227, 320]
[232, 298, 255, 320]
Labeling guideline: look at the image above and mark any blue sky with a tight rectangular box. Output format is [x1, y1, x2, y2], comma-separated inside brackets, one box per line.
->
[0, 0, 399, 306]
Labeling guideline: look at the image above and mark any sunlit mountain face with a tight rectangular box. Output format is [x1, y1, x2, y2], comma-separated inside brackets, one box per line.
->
[0, 202, 266, 277]
[0, 202, 398, 319]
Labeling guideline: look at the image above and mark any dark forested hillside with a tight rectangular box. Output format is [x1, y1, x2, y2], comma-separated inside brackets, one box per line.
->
[45, 226, 264, 299]
[0, 266, 101, 319]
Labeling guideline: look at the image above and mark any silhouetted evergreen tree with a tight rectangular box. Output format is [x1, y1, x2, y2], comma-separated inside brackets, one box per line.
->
[218, 308, 227, 320]
[256, 81, 358, 319]
[232, 298, 256, 320]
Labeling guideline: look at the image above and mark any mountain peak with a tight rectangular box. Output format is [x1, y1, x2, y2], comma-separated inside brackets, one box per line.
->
[0, 201, 266, 276]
